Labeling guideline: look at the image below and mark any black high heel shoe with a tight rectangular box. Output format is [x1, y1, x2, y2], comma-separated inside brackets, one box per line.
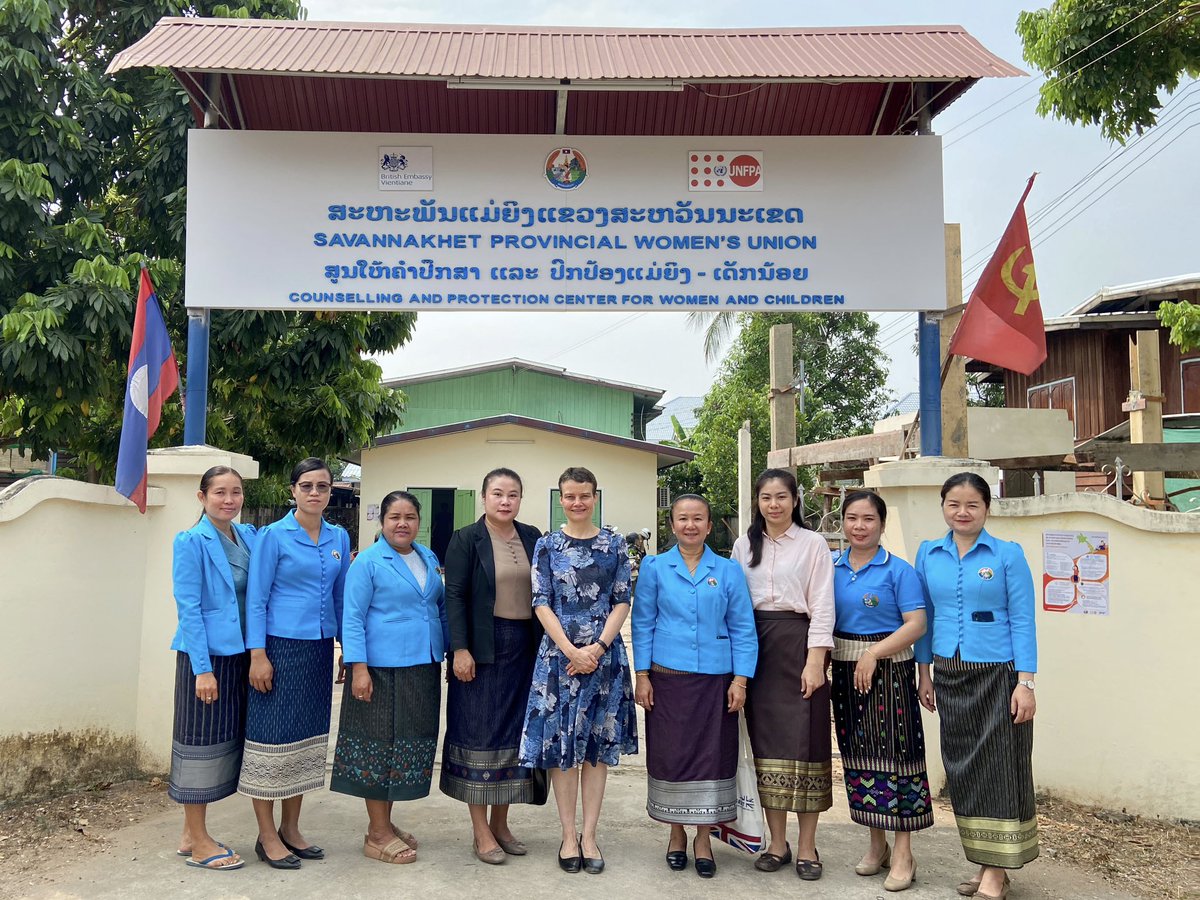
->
[693, 836, 716, 879]
[665, 834, 688, 871]
[278, 829, 325, 860]
[255, 839, 301, 870]
[558, 835, 582, 873]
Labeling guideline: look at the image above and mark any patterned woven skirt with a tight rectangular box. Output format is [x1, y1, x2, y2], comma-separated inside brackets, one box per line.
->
[168, 651, 248, 804]
[644, 665, 738, 825]
[440, 618, 546, 805]
[935, 652, 1039, 868]
[831, 632, 933, 832]
[331, 663, 441, 801]
[744, 611, 833, 813]
[238, 636, 334, 801]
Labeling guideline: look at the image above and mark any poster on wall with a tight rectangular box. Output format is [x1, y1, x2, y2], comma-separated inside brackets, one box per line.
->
[186, 131, 945, 312]
[1042, 530, 1110, 615]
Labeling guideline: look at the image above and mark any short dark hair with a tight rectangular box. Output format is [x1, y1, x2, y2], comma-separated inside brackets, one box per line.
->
[670, 493, 712, 522]
[290, 457, 331, 485]
[557, 466, 597, 491]
[482, 467, 524, 495]
[842, 490, 887, 524]
[380, 490, 421, 518]
[940, 472, 992, 508]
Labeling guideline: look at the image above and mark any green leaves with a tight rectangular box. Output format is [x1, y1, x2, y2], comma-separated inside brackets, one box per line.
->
[1158, 299, 1200, 350]
[1018, 1, 1200, 143]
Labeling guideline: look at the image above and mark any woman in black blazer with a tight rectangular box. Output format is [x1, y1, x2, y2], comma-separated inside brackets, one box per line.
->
[440, 468, 546, 864]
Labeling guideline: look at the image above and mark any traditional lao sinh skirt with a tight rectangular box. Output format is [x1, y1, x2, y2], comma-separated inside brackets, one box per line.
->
[644, 665, 739, 825]
[831, 633, 933, 832]
[440, 619, 545, 805]
[238, 636, 334, 800]
[744, 611, 833, 813]
[331, 663, 441, 801]
[934, 652, 1039, 868]
[168, 651, 249, 804]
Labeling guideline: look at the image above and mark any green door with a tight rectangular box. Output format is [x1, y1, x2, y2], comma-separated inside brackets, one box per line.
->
[408, 488, 433, 547]
[549, 488, 602, 532]
[453, 489, 476, 528]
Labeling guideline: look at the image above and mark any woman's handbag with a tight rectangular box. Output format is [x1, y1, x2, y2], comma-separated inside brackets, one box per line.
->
[710, 711, 765, 853]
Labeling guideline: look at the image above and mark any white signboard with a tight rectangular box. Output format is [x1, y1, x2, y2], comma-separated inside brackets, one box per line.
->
[185, 131, 945, 312]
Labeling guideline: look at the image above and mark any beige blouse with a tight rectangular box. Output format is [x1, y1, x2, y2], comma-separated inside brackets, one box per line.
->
[731, 523, 835, 649]
[487, 524, 533, 620]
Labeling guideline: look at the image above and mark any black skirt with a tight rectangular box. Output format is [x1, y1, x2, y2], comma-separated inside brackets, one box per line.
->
[440, 618, 547, 805]
[168, 651, 248, 804]
[935, 652, 1038, 868]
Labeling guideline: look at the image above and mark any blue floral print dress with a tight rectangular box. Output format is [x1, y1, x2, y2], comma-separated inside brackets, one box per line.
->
[519, 528, 639, 770]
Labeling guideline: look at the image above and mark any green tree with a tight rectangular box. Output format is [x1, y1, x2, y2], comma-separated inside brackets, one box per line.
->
[689, 313, 891, 523]
[1017, 0, 1200, 143]
[1158, 300, 1200, 351]
[0, 0, 415, 480]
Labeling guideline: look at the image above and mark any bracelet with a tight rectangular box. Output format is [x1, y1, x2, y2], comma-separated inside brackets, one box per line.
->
[596, 637, 610, 653]
[864, 647, 878, 659]
[731, 681, 747, 689]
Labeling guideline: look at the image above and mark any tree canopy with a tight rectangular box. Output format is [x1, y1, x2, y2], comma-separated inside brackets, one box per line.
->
[685, 313, 891, 520]
[0, 0, 416, 481]
[1017, 0, 1200, 143]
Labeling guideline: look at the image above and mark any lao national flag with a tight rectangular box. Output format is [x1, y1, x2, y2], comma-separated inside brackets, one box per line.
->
[115, 267, 180, 513]
[949, 175, 1047, 376]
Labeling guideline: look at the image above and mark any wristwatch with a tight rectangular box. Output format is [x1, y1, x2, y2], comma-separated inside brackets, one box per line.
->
[1017, 679, 1036, 691]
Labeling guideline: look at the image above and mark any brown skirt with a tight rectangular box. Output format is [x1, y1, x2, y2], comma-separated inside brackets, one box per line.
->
[744, 611, 832, 813]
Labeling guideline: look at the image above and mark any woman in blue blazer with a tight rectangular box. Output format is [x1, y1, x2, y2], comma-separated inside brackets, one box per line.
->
[239, 457, 351, 870]
[632, 494, 757, 879]
[169, 465, 258, 871]
[914, 472, 1038, 900]
[331, 490, 448, 865]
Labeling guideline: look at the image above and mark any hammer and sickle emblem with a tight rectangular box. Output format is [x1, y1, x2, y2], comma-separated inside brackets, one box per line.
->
[1001, 246, 1038, 316]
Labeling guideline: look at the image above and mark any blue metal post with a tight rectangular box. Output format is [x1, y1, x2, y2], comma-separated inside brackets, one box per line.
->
[184, 309, 210, 446]
[918, 312, 943, 457]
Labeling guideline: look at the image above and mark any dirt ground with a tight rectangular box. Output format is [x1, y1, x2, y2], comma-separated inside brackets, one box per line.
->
[1, 777, 1194, 899]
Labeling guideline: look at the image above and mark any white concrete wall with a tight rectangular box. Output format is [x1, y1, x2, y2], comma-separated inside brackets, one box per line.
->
[359, 422, 659, 553]
[0, 447, 258, 780]
[866, 457, 1200, 821]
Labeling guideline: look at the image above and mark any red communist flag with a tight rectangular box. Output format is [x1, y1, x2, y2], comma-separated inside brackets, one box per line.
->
[949, 175, 1046, 376]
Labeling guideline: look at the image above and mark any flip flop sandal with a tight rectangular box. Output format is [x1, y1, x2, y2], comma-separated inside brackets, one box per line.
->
[178, 841, 228, 857]
[391, 825, 419, 849]
[186, 848, 244, 870]
[364, 835, 417, 865]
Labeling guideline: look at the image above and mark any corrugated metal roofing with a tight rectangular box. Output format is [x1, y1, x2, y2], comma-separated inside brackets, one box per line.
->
[107, 18, 1021, 135]
[110, 19, 1023, 80]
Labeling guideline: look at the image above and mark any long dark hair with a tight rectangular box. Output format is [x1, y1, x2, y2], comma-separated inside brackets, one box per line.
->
[746, 468, 805, 568]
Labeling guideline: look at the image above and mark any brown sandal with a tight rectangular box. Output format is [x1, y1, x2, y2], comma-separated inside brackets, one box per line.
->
[363, 835, 416, 864]
[391, 825, 418, 850]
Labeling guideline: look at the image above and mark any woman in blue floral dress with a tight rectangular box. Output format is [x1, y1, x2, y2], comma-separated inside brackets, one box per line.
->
[519, 466, 638, 875]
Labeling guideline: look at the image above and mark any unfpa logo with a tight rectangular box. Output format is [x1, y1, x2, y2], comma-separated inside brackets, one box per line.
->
[689, 150, 763, 192]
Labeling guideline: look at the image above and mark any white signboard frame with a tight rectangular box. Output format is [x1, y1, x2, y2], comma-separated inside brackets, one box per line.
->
[185, 131, 945, 312]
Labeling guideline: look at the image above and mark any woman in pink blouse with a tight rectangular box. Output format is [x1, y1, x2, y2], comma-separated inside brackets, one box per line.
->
[731, 469, 835, 881]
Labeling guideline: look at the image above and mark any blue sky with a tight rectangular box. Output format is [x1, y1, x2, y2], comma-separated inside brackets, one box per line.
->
[302, 0, 1199, 404]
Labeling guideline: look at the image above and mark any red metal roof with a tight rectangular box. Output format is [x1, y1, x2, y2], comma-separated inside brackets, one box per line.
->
[110, 19, 1022, 80]
[107, 18, 1023, 135]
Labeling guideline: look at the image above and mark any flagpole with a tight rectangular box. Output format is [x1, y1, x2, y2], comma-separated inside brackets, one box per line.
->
[183, 308, 210, 445]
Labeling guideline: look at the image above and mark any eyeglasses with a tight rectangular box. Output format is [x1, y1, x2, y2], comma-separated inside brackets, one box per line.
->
[296, 482, 332, 494]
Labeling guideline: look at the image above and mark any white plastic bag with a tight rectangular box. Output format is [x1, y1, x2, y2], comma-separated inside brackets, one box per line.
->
[710, 711, 765, 853]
